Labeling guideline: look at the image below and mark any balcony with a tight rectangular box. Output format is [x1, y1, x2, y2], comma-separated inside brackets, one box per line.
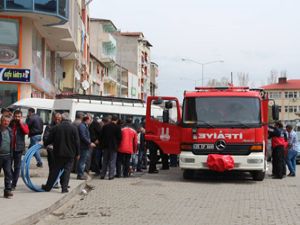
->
[0, 0, 78, 51]
[101, 34, 116, 63]
[0, 0, 68, 23]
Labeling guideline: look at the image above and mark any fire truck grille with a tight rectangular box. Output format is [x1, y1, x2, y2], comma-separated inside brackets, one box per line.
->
[192, 145, 252, 155]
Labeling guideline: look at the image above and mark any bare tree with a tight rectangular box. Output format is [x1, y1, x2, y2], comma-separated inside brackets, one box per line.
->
[219, 77, 230, 86]
[237, 72, 249, 86]
[280, 70, 287, 77]
[206, 77, 230, 87]
[267, 70, 278, 84]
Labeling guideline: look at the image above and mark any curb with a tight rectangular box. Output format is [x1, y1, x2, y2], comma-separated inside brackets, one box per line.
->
[11, 181, 86, 225]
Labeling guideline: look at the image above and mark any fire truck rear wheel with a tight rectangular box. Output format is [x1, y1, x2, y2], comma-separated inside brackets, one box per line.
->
[183, 169, 195, 180]
[251, 171, 265, 181]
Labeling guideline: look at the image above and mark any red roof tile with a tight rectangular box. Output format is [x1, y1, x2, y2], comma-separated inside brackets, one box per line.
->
[261, 79, 300, 90]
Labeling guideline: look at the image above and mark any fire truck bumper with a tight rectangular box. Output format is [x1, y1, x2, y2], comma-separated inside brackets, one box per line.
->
[179, 152, 265, 171]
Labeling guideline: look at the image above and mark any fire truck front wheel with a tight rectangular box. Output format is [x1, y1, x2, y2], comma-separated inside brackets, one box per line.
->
[251, 171, 265, 181]
[183, 169, 195, 180]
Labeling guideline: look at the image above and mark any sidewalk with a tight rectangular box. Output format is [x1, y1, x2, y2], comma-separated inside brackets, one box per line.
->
[0, 158, 86, 225]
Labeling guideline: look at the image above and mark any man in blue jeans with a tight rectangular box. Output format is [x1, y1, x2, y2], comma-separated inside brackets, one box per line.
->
[286, 124, 298, 177]
[77, 115, 95, 180]
[26, 108, 44, 167]
[0, 115, 13, 198]
[9, 110, 29, 190]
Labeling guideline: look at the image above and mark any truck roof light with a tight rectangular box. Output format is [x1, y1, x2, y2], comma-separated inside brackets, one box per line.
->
[195, 86, 249, 91]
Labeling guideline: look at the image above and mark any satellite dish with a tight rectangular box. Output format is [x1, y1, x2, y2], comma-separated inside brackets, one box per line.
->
[81, 80, 90, 91]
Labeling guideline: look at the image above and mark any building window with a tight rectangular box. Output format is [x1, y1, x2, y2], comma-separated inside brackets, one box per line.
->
[6, 0, 33, 10]
[278, 106, 281, 112]
[289, 106, 293, 113]
[0, 83, 18, 108]
[285, 91, 297, 99]
[34, 0, 57, 14]
[0, 17, 20, 66]
[285, 106, 288, 113]
[58, 0, 67, 18]
[0, 0, 4, 9]
[269, 91, 281, 99]
[45, 45, 53, 83]
[32, 28, 43, 77]
[294, 92, 298, 98]
[293, 106, 297, 113]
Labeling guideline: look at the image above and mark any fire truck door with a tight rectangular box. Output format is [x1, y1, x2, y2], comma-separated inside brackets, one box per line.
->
[146, 97, 181, 154]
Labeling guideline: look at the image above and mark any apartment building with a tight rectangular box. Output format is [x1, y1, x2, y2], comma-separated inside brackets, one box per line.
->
[113, 32, 152, 101]
[262, 77, 300, 123]
[0, 0, 90, 107]
[150, 62, 158, 96]
[90, 18, 122, 97]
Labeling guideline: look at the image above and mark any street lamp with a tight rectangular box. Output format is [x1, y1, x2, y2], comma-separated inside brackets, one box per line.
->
[181, 58, 224, 86]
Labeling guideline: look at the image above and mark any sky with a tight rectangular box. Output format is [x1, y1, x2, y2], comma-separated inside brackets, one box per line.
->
[90, 0, 300, 99]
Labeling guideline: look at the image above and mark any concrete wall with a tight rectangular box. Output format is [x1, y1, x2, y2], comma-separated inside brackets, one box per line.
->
[20, 18, 33, 99]
[115, 35, 138, 75]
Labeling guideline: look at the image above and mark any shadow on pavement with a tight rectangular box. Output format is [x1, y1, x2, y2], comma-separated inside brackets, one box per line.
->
[140, 167, 257, 185]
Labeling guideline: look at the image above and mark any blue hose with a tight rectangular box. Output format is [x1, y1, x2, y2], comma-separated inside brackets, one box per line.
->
[21, 144, 63, 192]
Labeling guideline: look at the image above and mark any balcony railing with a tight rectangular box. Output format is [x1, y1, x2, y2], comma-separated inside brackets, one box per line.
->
[1, 0, 68, 23]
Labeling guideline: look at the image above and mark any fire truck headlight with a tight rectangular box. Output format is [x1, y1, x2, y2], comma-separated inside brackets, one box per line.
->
[180, 158, 195, 163]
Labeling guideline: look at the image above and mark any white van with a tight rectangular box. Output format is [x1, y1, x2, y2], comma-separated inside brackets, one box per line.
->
[9, 98, 54, 125]
[10, 95, 163, 127]
[53, 95, 162, 126]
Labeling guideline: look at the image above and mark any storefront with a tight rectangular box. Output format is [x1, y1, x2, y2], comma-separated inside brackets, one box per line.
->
[0, 15, 57, 108]
[0, 16, 23, 108]
[0, 68, 31, 108]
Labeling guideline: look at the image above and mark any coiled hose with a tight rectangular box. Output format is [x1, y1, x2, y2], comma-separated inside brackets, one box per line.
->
[21, 144, 63, 192]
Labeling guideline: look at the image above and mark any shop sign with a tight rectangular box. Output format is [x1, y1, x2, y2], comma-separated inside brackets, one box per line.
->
[0, 68, 30, 83]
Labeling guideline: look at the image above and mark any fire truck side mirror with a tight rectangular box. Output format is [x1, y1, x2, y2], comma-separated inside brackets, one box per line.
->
[163, 109, 169, 123]
[272, 105, 279, 121]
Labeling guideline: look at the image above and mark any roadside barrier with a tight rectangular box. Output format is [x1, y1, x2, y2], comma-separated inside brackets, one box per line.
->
[21, 144, 63, 192]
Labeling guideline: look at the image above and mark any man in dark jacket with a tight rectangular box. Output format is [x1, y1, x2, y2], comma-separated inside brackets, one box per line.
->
[42, 113, 80, 193]
[9, 110, 29, 190]
[77, 115, 96, 180]
[100, 115, 122, 180]
[269, 121, 287, 179]
[26, 108, 44, 167]
[0, 115, 13, 198]
[43, 112, 62, 188]
[89, 117, 103, 175]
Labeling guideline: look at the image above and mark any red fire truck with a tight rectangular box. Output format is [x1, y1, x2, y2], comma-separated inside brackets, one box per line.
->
[145, 86, 279, 181]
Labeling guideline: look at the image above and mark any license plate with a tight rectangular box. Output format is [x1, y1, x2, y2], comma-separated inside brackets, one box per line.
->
[193, 144, 214, 150]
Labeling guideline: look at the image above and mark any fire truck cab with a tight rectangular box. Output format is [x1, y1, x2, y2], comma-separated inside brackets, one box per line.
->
[145, 86, 279, 181]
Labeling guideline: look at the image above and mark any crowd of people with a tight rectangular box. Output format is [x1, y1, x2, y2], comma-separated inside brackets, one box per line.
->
[269, 121, 298, 179]
[0, 107, 177, 198]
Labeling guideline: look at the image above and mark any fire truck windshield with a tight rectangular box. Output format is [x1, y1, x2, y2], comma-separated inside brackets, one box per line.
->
[183, 97, 261, 127]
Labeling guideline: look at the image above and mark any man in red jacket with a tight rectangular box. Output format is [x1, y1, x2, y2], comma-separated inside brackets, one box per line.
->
[9, 110, 29, 190]
[116, 118, 138, 178]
